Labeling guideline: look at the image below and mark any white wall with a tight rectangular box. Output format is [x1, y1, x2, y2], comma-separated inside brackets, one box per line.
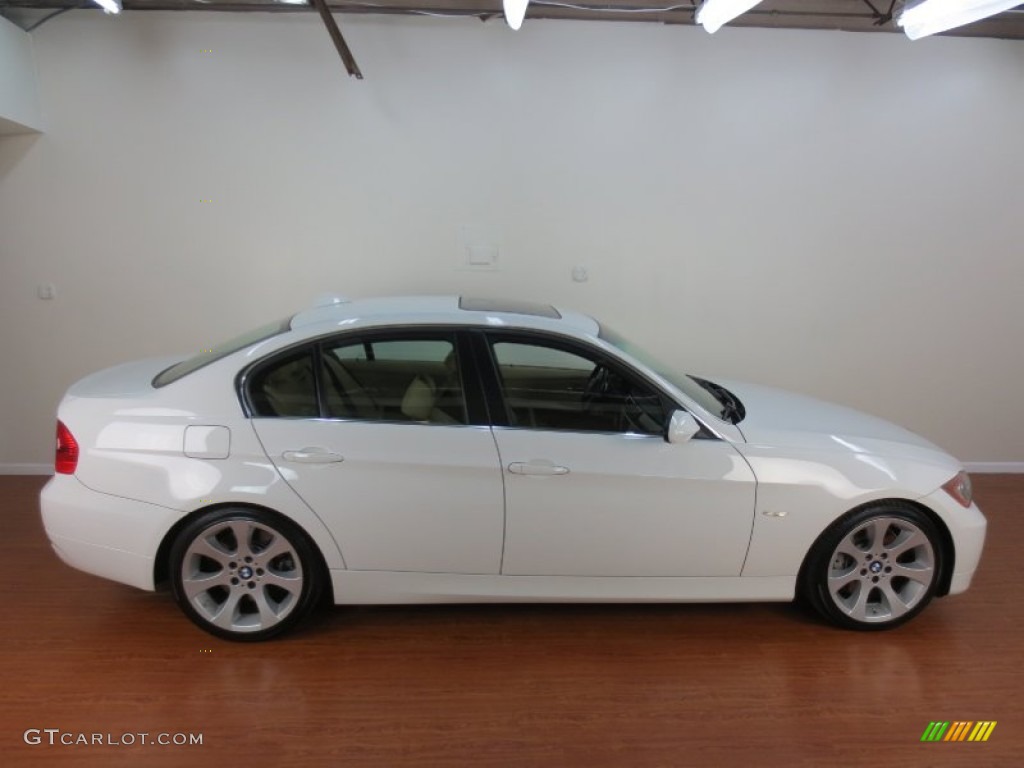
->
[1, 11, 1022, 468]
[0, 15, 42, 133]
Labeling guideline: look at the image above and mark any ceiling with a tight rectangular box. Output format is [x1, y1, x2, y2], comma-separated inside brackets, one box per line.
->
[2, 0, 1024, 40]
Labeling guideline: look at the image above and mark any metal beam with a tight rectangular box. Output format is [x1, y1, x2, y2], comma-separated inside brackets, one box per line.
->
[308, 0, 363, 79]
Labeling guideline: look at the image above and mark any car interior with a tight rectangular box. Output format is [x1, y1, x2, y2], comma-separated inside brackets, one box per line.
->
[249, 340, 467, 425]
[492, 342, 666, 435]
[248, 335, 666, 435]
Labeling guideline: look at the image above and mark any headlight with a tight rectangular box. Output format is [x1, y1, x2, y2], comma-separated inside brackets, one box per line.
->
[941, 470, 973, 508]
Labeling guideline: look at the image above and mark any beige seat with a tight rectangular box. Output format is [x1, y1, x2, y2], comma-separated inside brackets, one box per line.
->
[261, 358, 317, 417]
[321, 354, 380, 419]
[401, 375, 458, 424]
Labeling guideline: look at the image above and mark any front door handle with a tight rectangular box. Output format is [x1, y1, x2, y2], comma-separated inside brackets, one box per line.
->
[282, 448, 345, 464]
[508, 460, 570, 476]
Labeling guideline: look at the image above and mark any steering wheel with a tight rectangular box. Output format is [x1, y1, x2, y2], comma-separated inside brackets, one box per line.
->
[583, 365, 660, 434]
[581, 365, 628, 429]
[582, 365, 613, 407]
[617, 392, 639, 432]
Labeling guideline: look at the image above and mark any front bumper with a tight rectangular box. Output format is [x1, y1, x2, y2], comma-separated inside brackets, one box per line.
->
[919, 488, 987, 595]
[40, 474, 183, 591]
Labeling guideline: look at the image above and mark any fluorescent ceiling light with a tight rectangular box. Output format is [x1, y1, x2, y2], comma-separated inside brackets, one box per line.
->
[93, 0, 122, 12]
[695, 0, 765, 34]
[504, 0, 530, 30]
[897, 0, 1022, 40]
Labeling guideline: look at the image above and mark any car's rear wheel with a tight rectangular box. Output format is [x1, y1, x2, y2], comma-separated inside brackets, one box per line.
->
[170, 508, 321, 641]
[802, 503, 943, 630]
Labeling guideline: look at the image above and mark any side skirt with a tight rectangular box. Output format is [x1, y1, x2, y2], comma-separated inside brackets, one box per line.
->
[329, 571, 795, 605]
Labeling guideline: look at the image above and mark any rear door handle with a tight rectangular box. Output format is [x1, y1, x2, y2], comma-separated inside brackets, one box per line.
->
[282, 448, 345, 464]
[508, 460, 569, 476]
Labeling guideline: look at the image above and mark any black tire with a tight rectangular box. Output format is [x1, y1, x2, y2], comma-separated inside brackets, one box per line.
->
[170, 507, 322, 641]
[801, 502, 944, 631]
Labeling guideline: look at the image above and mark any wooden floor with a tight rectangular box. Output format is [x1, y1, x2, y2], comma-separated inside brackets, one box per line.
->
[0, 475, 1020, 767]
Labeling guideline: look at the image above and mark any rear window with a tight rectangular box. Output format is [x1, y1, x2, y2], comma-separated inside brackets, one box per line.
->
[153, 318, 291, 388]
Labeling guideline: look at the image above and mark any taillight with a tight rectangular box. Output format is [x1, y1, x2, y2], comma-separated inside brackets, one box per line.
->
[55, 421, 79, 475]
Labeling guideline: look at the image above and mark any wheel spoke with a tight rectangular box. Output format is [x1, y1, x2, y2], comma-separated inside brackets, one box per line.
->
[890, 562, 934, 585]
[191, 535, 233, 564]
[226, 521, 254, 558]
[847, 583, 871, 621]
[253, 589, 282, 626]
[833, 541, 862, 560]
[887, 529, 927, 558]
[209, 591, 245, 630]
[258, 535, 293, 563]
[182, 569, 231, 600]
[867, 518, 891, 550]
[264, 570, 302, 591]
[828, 569, 860, 591]
[878, 582, 910, 619]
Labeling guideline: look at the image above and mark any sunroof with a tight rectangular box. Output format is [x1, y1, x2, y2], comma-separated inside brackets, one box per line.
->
[458, 297, 562, 319]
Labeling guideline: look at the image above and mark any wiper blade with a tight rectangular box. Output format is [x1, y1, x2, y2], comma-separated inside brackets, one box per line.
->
[719, 401, 742, 422]
[691, 376, 745, 424]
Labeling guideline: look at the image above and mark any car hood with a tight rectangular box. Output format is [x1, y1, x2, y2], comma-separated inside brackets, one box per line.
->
[709, 378, 954, 464]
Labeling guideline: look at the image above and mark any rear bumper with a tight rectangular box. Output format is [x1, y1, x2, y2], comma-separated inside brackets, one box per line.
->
[40, 474, 183, 591]
[920, 488, 987, 595]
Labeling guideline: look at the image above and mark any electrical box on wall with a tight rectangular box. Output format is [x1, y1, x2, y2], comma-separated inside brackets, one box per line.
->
[458, 226, 501, 271]
[467, 245, 498, 269]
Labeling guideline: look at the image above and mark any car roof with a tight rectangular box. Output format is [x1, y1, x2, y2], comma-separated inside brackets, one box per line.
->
[289, 295, 601, 337]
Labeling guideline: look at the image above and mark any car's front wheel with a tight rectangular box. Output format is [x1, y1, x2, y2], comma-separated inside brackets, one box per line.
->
[802, 503, 944, 630]
[170, 508, 322, 641]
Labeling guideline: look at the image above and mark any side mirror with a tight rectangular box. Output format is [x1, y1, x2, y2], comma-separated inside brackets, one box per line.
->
[666, 410, 701, 444]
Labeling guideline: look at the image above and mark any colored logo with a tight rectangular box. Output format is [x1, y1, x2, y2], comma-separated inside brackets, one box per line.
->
[921, 721, 996, 742]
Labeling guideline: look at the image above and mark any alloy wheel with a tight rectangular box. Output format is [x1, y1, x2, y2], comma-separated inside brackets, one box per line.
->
[180, 519, 305, 634]
[826, 516, 936, 623]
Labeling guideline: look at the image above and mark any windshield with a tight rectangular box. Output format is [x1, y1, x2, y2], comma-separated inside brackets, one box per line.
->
[153, 318, 291, 387]
[598, 325, 735, 422]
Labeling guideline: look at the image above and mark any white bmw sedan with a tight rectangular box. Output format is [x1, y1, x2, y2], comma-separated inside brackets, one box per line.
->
[41, 296, 986, 640]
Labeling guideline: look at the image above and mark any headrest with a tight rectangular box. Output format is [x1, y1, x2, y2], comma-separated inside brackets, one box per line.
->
[401, 375, 437, 421]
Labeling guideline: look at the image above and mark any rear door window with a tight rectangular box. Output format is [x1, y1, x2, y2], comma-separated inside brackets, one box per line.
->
[247, 349, 318, 418]
[320, 336, 467, 425]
